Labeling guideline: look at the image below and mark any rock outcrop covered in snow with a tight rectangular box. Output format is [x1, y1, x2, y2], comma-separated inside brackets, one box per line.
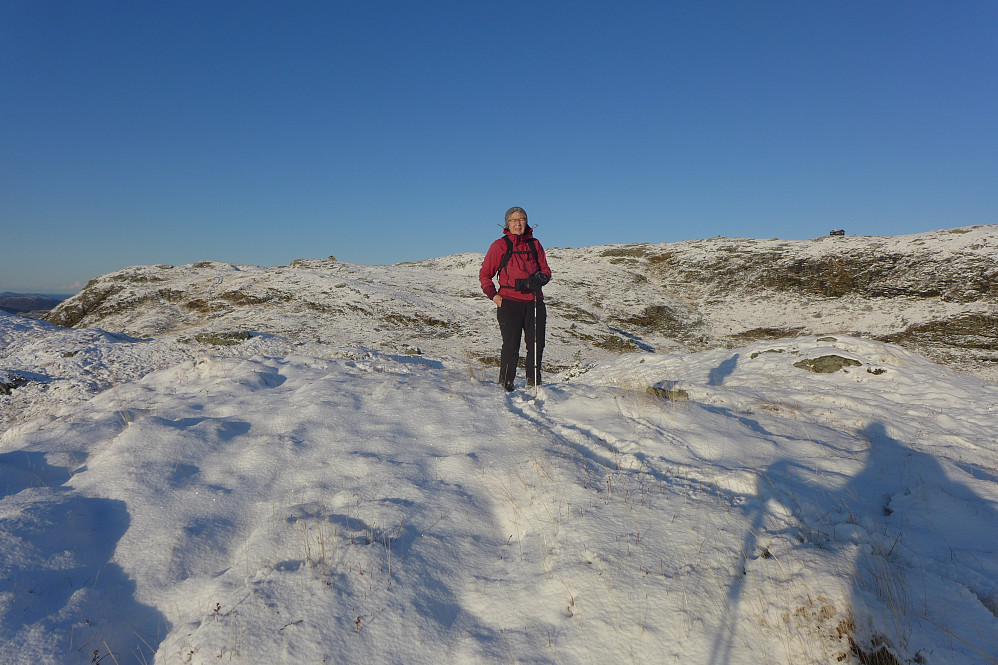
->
[44, 225, 998, 381]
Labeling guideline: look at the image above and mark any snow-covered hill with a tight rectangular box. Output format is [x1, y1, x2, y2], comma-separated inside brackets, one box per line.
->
[43, 225, 998, 383]
[2, 226, 998, 664]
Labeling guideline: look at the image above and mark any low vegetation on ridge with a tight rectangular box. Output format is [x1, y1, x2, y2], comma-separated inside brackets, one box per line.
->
[43, 225, 998, 383]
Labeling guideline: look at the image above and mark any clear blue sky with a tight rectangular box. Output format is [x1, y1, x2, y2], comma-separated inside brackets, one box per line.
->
[3, 1, 996, 294]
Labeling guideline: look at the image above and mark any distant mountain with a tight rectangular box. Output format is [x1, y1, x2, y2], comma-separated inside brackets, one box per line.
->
[0, 292, 64, 316]
[44, 225, 998, 382]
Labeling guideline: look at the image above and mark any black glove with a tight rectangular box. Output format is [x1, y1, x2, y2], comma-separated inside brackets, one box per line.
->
[527, 272, 550, 292]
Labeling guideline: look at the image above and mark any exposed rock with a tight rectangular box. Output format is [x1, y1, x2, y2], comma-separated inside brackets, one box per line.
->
[794, 356, 863, 373]
[646, 385, 690, 401]
[44, 281, 126, 328]
[879, 314, 998, 350]
[0, 371, 28, 395]
[181, 331, 253, 346]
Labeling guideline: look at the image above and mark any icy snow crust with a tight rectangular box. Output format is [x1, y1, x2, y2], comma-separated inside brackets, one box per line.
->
[2, 308, 998, 664]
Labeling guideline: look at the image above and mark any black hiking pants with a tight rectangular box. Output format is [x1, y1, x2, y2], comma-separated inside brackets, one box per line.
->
[497, 298, 546, 390]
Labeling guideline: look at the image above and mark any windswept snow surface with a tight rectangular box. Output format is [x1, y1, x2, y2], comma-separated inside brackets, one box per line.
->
[2, 311, 998, 664]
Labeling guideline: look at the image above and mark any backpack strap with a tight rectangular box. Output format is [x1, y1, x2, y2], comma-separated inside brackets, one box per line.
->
[495, 236, 514, 278]
[527, 237, 539, 265]
[495, 237, 538, 275]
[494, 237, 540, 289]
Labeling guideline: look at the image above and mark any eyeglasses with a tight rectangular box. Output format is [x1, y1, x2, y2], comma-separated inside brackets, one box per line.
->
[507, 217, 527, 224]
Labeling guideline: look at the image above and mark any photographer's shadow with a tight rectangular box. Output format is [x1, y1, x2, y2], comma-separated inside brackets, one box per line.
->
[710, 421, 998, 664]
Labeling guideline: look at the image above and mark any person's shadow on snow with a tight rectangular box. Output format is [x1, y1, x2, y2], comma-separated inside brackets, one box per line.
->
[708, 421, 998, 665]
[0, 451, 169, 664]
[708, 353, 739, 386]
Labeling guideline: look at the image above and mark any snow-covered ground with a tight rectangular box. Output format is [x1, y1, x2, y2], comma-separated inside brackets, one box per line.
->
[41, 225, 998, 384]
[2, 310, 997, 664]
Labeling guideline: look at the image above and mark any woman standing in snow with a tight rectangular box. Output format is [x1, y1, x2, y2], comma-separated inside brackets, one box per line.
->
[479, 206, 552, 392]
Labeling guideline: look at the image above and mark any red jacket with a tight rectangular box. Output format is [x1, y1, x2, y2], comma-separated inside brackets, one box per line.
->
[479, 227, 552, 303]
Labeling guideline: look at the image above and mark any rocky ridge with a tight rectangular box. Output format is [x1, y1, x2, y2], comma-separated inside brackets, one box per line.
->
[43, 225, 998, 382]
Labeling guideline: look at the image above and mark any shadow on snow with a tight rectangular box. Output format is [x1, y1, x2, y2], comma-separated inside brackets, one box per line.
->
[0, 451, 169, 665]
[707, 420, 998, 665]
